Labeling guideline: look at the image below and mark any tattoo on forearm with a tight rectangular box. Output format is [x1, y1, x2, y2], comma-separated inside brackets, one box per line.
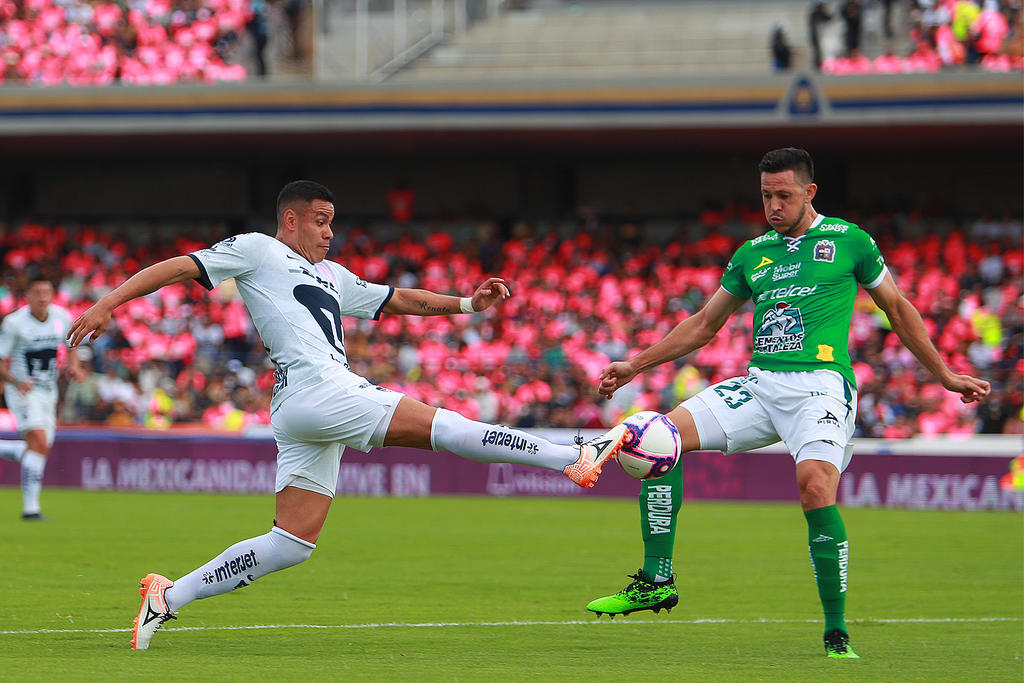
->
[417, 301, 452, 315]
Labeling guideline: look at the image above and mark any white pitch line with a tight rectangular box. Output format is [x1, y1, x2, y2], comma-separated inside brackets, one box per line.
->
[1, 617, 1020, 636]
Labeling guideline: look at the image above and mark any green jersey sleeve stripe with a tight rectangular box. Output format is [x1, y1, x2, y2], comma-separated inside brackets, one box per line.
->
[720, 283, 747, 299]
[864, 265, 888, 290]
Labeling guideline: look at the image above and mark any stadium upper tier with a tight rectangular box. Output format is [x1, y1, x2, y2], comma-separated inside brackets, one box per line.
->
[0, 214, 1019, 438]
[1, 0, 1020, 87]
[391, 1, 810, 80]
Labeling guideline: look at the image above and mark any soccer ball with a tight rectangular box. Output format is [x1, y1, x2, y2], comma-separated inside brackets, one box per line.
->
[616, 411, 682, 480]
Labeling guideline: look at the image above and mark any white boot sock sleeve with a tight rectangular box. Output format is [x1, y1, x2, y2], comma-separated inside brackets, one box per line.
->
[164, 527, 315, 611]
[430, 408, 578, 471]
[21, 450, 46, 515]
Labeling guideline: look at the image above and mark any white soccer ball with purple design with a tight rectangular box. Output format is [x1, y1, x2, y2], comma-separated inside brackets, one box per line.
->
[616, 411, 682, 480]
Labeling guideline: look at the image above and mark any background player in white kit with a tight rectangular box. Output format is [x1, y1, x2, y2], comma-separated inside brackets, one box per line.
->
[0, 276, 85, 520]
[67, 180, 627, 650]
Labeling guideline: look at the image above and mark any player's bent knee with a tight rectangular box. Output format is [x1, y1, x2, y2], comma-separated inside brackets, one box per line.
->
[799, 478, 834, 505]
[25, 431, 49, 456]
[796, 441, 843, 508]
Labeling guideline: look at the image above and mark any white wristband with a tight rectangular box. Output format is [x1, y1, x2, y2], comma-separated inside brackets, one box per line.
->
[459, 297, 475, 314]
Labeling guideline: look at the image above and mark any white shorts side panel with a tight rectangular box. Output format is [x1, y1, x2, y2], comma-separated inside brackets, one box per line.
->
[686, 375, 780, 454]
[747, 368, 857, 456]
[4, 386, 57, 445]
[271, 377, 404, 496]
[682, 369, 857, 463]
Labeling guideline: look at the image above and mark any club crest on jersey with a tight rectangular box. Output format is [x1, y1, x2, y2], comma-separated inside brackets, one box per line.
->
[754, 302, 804, 353]
[813, 239, 836, 263]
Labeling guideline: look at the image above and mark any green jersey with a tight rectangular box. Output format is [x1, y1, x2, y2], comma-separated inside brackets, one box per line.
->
[719, 214, 887, 387]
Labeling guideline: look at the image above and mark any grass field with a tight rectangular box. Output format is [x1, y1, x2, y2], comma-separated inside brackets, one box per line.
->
[1, 488, 1021, 682]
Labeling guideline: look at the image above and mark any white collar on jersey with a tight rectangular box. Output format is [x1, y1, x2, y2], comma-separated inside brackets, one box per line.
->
[782, 214, 824, 253]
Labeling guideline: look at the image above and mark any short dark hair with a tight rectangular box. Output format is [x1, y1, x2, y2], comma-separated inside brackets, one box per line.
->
[276, 180, 334, 223]
[758, 148, 814, 184]
[27, 275, 54, 289]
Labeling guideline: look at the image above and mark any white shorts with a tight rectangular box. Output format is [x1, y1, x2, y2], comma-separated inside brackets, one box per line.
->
[4, 386, 57, 446]
[271, 376, 403, 497]
[681, 368, 856, 472]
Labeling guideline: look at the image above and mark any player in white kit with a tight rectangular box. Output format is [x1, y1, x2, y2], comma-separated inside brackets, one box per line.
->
[67, 181, 627, 650]
[0, 277, 85, 520]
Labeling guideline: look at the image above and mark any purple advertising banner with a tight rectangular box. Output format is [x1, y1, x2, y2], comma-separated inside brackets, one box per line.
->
[0, 430, 1019, 511]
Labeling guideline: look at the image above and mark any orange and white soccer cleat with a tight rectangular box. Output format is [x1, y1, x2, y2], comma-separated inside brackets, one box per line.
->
[563, 424, 628, 488]
[131, 573, 176, 650]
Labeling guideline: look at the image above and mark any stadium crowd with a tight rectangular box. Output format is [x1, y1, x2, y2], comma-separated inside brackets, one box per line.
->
[0, 210, 1020, 438]
[0, 0, 250, 85]
[818, 0, 1023, 73]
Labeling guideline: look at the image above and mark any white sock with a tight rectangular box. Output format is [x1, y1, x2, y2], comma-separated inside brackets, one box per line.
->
[21, 450, 46, 515]
[430, 409, 578, 471]
[164, 526, 315, 612]
[0, 439, 26, 461]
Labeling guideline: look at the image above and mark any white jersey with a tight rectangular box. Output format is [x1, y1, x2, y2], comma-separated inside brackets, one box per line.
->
[189, 233, 393, 409]
[0, 305, 73, 392]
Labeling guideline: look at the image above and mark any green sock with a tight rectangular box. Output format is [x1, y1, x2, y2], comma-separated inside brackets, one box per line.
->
[640, 460, 682, 582]
[804, 504, 849, 634]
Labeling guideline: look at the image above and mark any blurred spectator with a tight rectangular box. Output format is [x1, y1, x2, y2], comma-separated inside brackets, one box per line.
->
[282, 0, 310, 61]
[106, 398, 136, 427]
[771, 24, 794, 71]
[881, 0, 896, 38]
[970, 0, 1011, 64]
[806, 0, 831, 70]
[976, 385, 1012, 432]
[60, 351, 104, 423]
[247, 0, 269, 76]
[953, 0, 983, 45]
[387, 182, 416, 224]
[841, 0, 864, 56]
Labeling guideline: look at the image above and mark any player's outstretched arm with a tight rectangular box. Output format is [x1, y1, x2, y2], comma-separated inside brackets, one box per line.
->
[383, 276, 511, 317]
[868, 272, 990, 404]
[67, 256, 201, 347]
[599, 287, 744, 398]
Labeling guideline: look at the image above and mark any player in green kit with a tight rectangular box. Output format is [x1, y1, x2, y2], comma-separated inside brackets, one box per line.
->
[586, 148, 990, 658]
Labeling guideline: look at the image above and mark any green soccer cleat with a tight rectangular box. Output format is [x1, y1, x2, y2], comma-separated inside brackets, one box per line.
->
[587, 571, 679, 618]
[824, 628, 860, 659]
